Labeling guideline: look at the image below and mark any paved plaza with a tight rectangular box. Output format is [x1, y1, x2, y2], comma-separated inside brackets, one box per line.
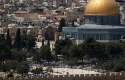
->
[43, 67, 101, 75]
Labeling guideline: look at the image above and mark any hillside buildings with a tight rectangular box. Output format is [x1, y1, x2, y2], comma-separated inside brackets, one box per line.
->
[0, 0, 124, 45]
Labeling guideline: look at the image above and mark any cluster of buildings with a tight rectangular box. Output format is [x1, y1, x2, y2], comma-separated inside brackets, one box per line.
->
[0, 0, 124, 46]
[0, 0, 88, 42]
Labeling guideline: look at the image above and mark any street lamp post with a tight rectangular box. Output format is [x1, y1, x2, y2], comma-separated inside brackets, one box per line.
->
[62, 70, 65, 76]
[57, 65, 58, 75]
[82, 68, 83, 73]
[88, 69, 89, 74]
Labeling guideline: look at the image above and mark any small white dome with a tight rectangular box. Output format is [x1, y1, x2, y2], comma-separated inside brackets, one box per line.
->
[38, 29, 42, 34]
[0, 28, 3, 34]
[27, 30, 31, 35]
[69, 10, 73, 12]
[37, 35, 44, 42]
[38, 35, 42, 38]
[8, 23, 17, 28]
[27, 25, 34, 28]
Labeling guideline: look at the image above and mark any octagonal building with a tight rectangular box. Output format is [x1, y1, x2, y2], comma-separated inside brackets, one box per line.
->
[62, 0, 125, 44]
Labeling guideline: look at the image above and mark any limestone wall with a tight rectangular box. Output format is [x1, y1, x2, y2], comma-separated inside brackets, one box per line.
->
[2, 73, 125, 80]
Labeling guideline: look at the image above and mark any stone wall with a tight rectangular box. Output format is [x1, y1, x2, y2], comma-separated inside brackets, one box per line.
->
[2, 73, 125, 80]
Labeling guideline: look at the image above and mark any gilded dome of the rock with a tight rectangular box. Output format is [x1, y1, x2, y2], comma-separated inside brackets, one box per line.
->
[84, 0, 120, 16]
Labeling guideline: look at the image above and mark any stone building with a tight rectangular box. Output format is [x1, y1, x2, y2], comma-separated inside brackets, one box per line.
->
[62, 0, 125, 44]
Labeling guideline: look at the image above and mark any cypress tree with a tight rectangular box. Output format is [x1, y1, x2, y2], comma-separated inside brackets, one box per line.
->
[40, 45, 52, 61]
[6, 29, 12, 49]
[47, 39, 50, 46]
[72, 20, 74, 26]
[14, 28, 21, 49]
[0, 34, 6, 61]
[42, 39, 44, 46]
[58, 18, 66, 32]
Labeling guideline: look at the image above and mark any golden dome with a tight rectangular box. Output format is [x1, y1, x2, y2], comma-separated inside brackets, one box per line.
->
[85, 0, 120, 16]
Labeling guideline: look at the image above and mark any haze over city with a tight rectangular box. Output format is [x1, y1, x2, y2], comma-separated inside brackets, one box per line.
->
[0, 0, 125, 80]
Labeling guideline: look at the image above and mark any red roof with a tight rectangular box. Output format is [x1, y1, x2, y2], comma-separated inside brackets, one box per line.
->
[40, 14, 52, 17]
[14, 10, 29, 14]
[54, 15, 68, 18]
[0, 9, 5, 13]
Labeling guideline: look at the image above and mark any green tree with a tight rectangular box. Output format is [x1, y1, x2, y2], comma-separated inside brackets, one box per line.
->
[105, 43, 122, 59]
[33, 52, 40, 62]
[61, 45, 69, 60]
[58, 18, 66, 32]
[2, 60, 19, 72]
[47, 40, 50, 46]
[83, 38, 101, 59]
[71, 20, 74, 26]
[17, 63, 29, 74]
[68, 45, 80, 58]
[14, 29, 21, 49]
[25, 35, 36, 50]
[4, 47, 12, 60]
[0, 35, 7, 61]
[99, 59, 125, 72]
[77, 43, 85, 61]
[39, 45, 52, 61]
[11, 49, 26, 62]
[32, 68, 43, 74]
[45, 26, 55, 40]
[80, 38, 106, 62]
[67, 58, 78, 66]
[120, 41, 125, 58]
[21, 35, 36, 51]
[6, 29, 12, 49]
[0, 34, 12, 60]
[98, 43, 107, 60]
[42, 39, 44, 46]
[54, 38, 72, 55]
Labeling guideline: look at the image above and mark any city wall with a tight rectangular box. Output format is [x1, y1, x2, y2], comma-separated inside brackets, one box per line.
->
[1, 73, 125, 80]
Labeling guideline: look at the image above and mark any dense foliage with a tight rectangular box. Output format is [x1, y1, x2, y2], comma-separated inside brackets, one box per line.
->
[31, 68, 43, 74]
[6, 29, 12, 49]
[13, 29, 21, 49]
[58, 18, 66, 32]
[39, 45, 52, 61]
[17, 63, 30, 74]
[98, 59, 125, 72]
[21, 35, 36, 51]
[0, 29, 37, 74]
[1, 30, 125, 73]
[54, 38, 125, 72]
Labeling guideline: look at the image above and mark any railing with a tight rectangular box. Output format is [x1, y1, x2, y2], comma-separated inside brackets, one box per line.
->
[2, 72, 125, 80]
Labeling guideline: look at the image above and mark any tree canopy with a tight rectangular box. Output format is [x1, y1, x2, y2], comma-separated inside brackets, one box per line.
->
[54, 38, 72, 56]
[13, 29, 21, 49]
[6, 29, 12, 49]
[17, 63, 29, 74]
[58, 18, 66, 32]
[0, 35, 7, 61]
[39, 45, 52, 61]
[21, 35, 36, 51]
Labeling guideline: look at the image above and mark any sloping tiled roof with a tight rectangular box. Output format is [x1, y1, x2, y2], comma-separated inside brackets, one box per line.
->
[54, 15, 68, 18]
[14, 10, 29, 14]
[0, 9, 5, 13]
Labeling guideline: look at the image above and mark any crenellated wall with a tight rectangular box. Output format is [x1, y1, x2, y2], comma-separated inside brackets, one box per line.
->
[2, 73, 125, 80]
